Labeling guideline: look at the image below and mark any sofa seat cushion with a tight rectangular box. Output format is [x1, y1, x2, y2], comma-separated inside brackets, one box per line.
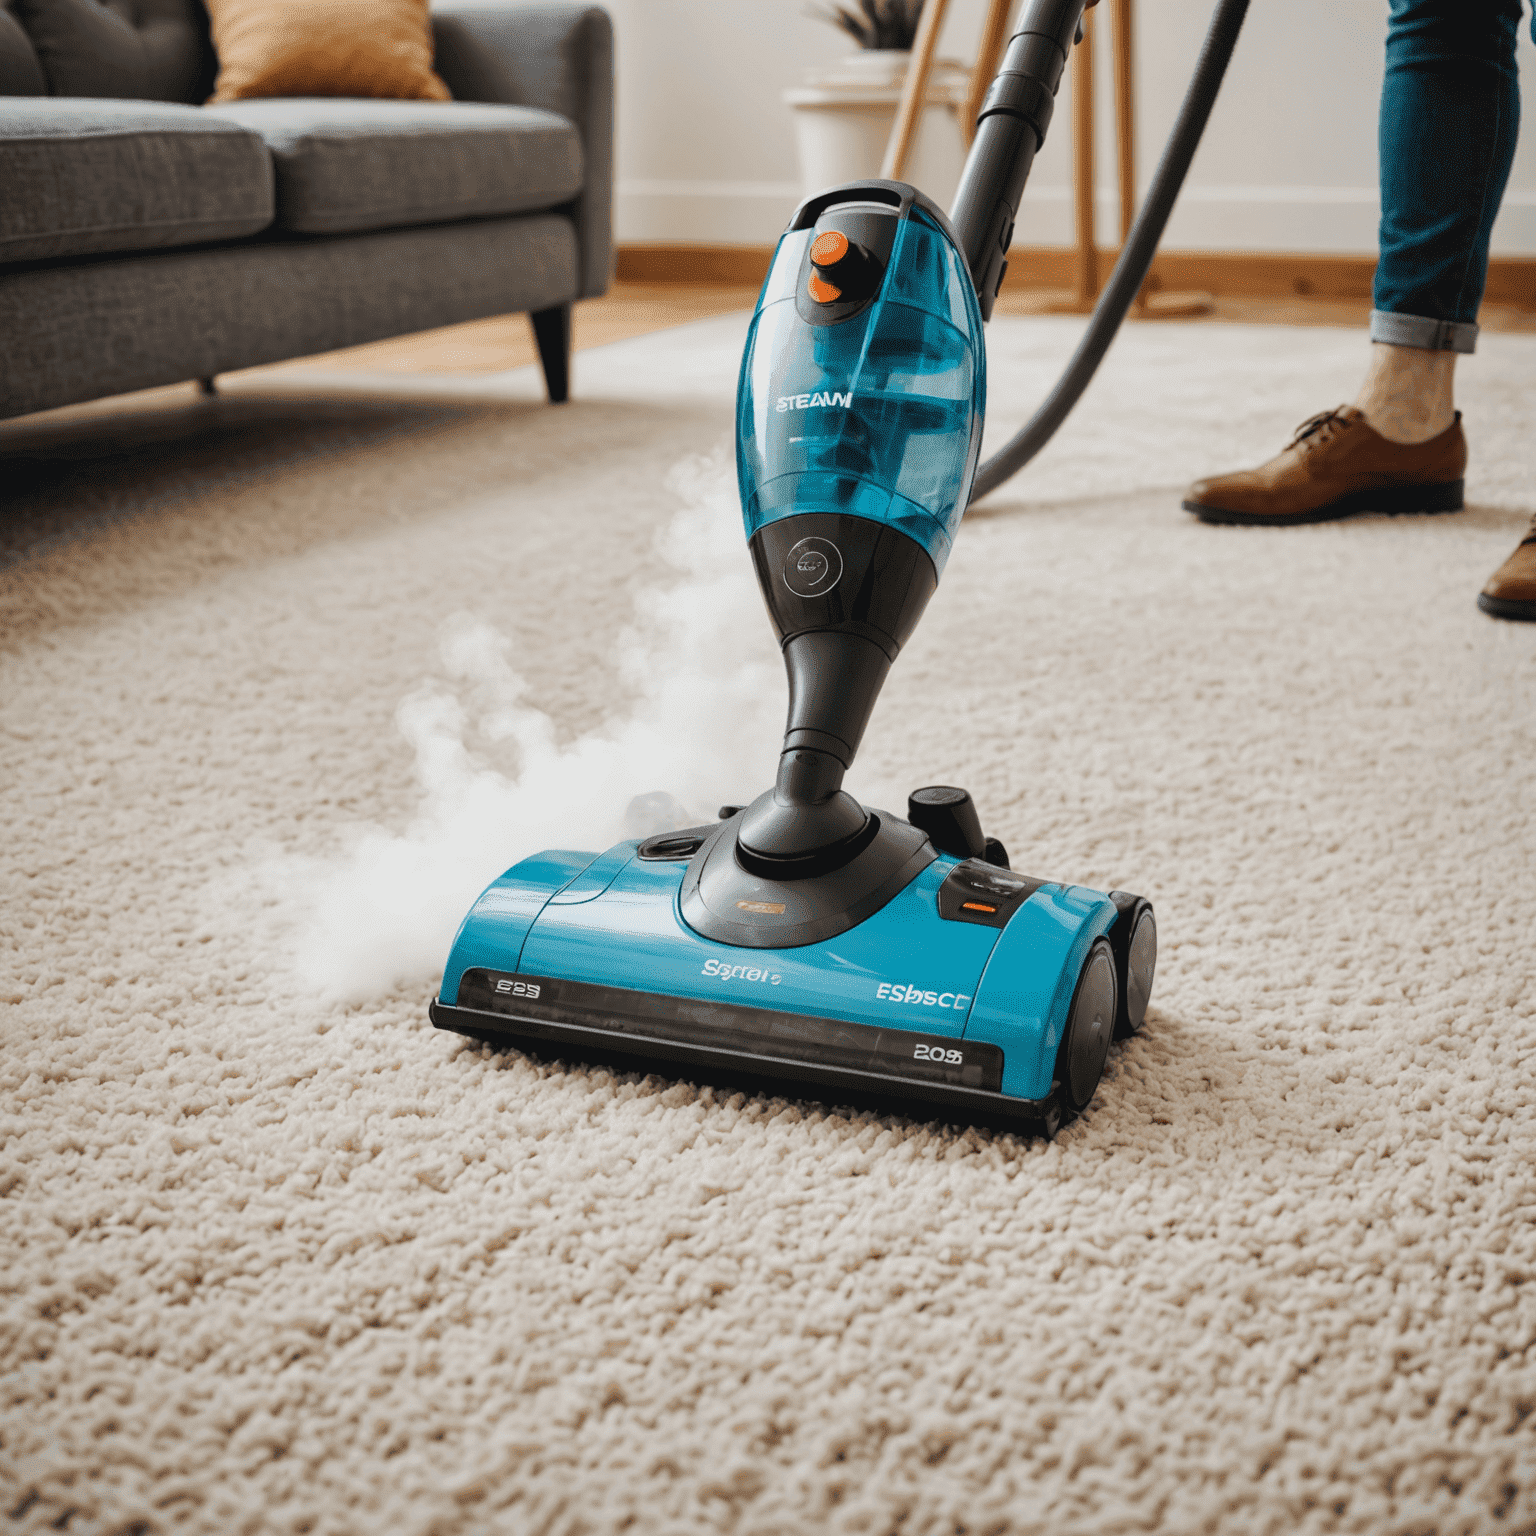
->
[0, 98, 273, 265]
[203, 97, 583, 236]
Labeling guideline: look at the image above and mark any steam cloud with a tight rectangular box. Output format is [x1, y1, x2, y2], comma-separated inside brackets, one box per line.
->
[261, 452, 788, 1003]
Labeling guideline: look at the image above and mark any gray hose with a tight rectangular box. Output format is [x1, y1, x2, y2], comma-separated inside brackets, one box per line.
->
[969, 0, 1252, 503]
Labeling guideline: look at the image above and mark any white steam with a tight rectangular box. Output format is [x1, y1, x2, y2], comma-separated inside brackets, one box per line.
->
[271, 452, 786, 1003]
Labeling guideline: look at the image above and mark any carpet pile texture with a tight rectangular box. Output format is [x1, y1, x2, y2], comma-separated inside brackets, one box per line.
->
[3, 315, 1534, 1535]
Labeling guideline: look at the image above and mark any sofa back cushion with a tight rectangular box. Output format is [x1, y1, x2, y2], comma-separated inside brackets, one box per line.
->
[0, 4, 47, 93]
[204, 98, 581, 236]
[10, 0, 214, 101]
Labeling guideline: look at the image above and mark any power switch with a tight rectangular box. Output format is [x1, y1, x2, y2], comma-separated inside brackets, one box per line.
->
[937, 860, 1047, 928]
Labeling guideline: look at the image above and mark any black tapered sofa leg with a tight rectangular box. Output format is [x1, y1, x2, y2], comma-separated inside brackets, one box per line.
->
[530, 304, 571, 403]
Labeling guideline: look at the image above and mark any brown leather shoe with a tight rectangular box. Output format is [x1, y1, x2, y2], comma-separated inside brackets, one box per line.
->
[1478, 518, 1536, 622]
[1183, 406, 1467, 526]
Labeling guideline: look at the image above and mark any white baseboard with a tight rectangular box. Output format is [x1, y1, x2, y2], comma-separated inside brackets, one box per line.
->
[616, 179, 1536, 256]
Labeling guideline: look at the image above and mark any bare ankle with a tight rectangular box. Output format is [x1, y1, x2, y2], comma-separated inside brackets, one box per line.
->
[1354, 341, 1457, 444]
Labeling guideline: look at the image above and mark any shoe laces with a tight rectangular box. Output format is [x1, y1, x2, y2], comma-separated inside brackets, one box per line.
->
[1287, 407, 1354, 454]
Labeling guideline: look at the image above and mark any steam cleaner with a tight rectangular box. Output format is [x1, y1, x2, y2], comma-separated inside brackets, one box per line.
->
[430, 0, 1250, 1133]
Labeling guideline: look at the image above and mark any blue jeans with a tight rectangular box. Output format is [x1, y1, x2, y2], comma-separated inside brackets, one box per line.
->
[1372, 0, 1530, 353]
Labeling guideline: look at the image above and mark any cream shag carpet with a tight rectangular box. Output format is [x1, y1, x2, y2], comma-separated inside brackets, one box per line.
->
[3, 315, 1535, 1536]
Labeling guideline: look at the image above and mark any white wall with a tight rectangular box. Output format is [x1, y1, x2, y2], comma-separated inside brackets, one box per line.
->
[606, 0, 1536, 255]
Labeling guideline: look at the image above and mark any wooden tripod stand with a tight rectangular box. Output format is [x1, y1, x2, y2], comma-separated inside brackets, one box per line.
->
[883, 0, 1212, 319]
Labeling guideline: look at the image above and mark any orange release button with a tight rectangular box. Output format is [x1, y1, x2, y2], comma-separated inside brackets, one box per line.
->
[810, 230, 849, 268]
[807, 272, 842, 304]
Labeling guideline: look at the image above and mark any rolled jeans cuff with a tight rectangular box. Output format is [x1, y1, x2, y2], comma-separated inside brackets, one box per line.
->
[1370, 309, 1478, 354]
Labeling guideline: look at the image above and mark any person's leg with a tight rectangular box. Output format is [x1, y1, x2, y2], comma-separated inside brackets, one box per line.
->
[1188, 1, 1535, 613]
[1184, 0, 1522, 532]
[1364, 0, 1522, 443]
[1353, 344, 1457, 445]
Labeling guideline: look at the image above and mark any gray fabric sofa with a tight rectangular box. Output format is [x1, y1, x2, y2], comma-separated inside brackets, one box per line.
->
[0, 0, 613, 420]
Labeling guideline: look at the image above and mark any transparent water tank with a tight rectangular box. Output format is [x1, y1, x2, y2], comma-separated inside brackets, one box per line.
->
[736, 205, 986, 577]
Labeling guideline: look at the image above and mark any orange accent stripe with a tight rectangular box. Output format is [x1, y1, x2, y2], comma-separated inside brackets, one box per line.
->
[961, 901, 998, 913]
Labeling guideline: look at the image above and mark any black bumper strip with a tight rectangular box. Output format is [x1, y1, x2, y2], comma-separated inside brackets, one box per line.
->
[431, 969, 1052, 1126]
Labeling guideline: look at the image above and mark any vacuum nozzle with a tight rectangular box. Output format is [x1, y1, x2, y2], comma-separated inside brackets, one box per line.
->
[736, 748, 870, 873]
[738, 625, 893, 869]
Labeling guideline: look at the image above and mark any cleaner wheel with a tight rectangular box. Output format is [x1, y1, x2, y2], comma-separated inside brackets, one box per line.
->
[1106, 893, 1157, 1039]
[1055, 937, 1118, 1116]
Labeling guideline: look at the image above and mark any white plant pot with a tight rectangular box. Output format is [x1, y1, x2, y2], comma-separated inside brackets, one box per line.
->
[784, 51, 970, 210]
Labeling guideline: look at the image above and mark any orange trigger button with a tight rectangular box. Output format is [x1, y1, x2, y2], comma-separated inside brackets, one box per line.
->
[807, 273, 842, 304]
[810, 230, 850, 267]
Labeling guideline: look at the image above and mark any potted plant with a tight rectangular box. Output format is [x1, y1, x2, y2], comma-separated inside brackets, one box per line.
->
[786, 0, 968, 203]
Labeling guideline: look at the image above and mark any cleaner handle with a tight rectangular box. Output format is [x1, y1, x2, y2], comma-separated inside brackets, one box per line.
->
[949, 0, 1087, 319]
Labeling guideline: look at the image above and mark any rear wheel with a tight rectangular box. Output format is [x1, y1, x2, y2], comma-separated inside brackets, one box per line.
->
[1107, 892, 1157, 1039]
[1056, 937, 1118, 1116]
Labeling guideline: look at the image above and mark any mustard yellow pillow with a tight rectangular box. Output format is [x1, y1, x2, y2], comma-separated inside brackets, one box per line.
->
[204, 0, 452, 103]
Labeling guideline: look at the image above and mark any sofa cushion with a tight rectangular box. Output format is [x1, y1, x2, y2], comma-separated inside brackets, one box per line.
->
[1, 214, 579, 418]
[0, 3, 47, 95]
[11, 0, 214, 102]
[204, 97, 582, 235]
[203, 0, 449, 105]
[0, 98, 272, 264]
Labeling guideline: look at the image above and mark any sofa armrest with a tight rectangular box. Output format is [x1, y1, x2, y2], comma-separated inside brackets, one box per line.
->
[431, 2, 613, 301]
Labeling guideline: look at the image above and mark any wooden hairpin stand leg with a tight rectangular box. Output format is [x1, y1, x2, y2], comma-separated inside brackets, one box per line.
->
[881, 0, 951, 181]
[961, 0, 1016, 148]
[1072, 2, 1099, 307]
[1112, 0, 1211, 318]
[1033, 1, 1098, 313]
[973, 0, 1212, 318]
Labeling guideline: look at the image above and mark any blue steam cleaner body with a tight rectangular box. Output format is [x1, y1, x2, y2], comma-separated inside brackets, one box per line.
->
[431, 0, 1174, 1133]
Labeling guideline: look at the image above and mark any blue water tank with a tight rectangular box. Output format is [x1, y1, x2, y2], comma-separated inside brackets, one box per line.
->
[736, 198, 986, 578]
